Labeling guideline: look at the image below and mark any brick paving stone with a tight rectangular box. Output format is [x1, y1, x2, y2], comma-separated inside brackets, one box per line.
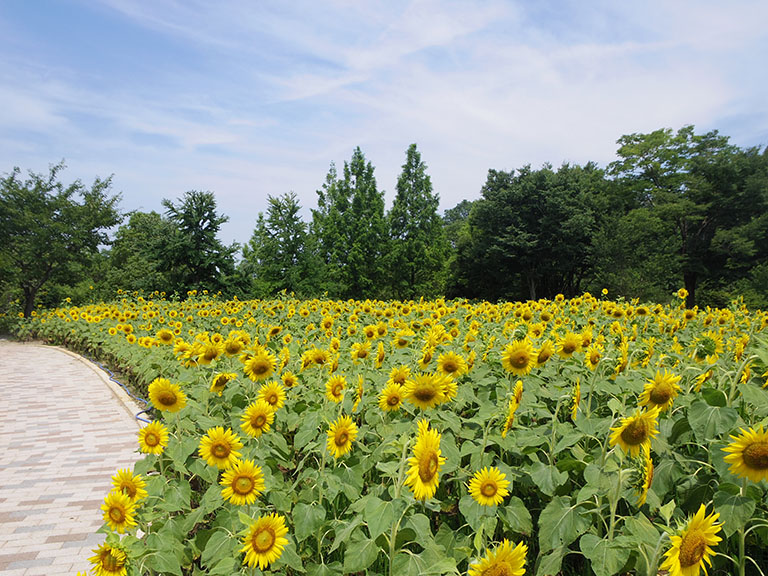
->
[0, 341, 144, 575]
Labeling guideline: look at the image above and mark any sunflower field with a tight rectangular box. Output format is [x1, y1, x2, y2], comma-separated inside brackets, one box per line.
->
[17, 290, 768, 576]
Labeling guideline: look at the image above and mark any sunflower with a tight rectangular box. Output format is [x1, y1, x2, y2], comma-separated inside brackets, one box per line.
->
[326, 414, 359, 459]
[258, 381, 286, 410]
[375, 341, 386, 368]
[220, 458, 265, 505]
[535, 339, 555, 367]
[468, 539, 527, 576]
[722, 425, 768, 483]
[240, 399, 276, 438]
[325, 374, 346, 403]
[197, 340, 224, 365]
[609, 406, 660, 457]
[557, 332, 583, 358]
[388, 365, 411, 385]
[353, 375, 364, 412]
[89, 543, 128, 576]
[638, 369, 682, 412]
[210, 372, 237, 396]
[404, 372, 447, 410]
[281, 371, 298, 388]
[437, 351, 468, 378]
[467, 466, 510, 506]
[635, 449, 654, 507]
[101, 490, 137, 533]
[379, 383, 405, 412]
[501, 398, 519, 438]
[351, 341, 371, 362]
[241, 513, 290, 570]
[148, 377, 187, 413]
[660, 504, 722, 576]
[404, 419, 446, 500]
[571, 379, 581, 421]
[584, 343, 603, 370]
[138, 421, 169, 454]
[155, 329, 174, 345]
[243, 348, 277, 381]
[111, 469, 147, 503]
[501, 339, 535, 376]
[199, 426, 243, 469]
[512, 380, 523, 405]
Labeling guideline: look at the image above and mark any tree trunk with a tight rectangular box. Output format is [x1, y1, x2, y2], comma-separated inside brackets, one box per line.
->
[528, 275, 537, 301]
[684, 271, 697, 308]
[23, 287, 36, 318]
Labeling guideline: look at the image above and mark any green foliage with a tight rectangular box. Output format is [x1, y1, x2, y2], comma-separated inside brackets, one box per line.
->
[311, 148, 388, 298]
[241, 193, 317, 296]
[0, 161, 121, 317]
[388, 144, 449, 299]
[161, 190, 239, 296]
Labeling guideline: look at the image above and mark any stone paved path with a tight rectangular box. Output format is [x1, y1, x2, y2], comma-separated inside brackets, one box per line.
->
[0, 340, 144, 575]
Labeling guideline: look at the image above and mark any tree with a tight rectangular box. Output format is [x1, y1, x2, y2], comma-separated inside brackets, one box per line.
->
[456, 163, 604, 301]
[161, 190, 238, 295]
[0, 162, 121, 316]
[104, 211, 174, 293]
[241, 192, 315, 296]
[311, 148, 388, 298]
[608, 125, 734, 306]
[388, 144, 448, 298]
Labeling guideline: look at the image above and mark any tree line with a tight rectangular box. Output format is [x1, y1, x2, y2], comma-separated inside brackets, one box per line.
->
[2, 126, 767, 319]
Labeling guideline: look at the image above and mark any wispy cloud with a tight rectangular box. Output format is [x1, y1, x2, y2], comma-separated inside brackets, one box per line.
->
[0, 0, 766, 245]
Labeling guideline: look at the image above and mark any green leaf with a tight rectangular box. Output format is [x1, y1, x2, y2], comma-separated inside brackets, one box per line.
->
[658, 500, 676, 525]
[535, 546, 566, 576]
[293, 502, 327, 543]
[330, 516, 364, 553]
[579, 533, 632, 576]
[147, 551, 183, 576]
[201, 530, 232, 568]
[738, 383, 768, 417]
[701, 387, 727, 407]
[406, 513, 433, 543]
[501, 496, 532, 536]
[537, 496, 590, 553]
[528, 461, 568, 496]
[686, 399, 739, 443]
[343, 537, 379, 573]
[713, 486, 756, 537]
[364, 496, 394, 539]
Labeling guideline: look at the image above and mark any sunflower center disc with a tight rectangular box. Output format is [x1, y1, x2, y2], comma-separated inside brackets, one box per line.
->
[483, 563, 512, 576]
[254, 415, 266, 428]
[333, 384, 343, 397]
[743, 442, 768, 470]
[512, 353, 528, 368]
[620, 419, 648, 446]
[335, 431, 349, 447]
[267, 394, 277, 405]
[102, 552, 122, 571]
[678, 531, 707, 568]
[481, 482, 497, 497]
[253, 527, 276, 553]
[443, 362, 457, 373]
[414, 387, 436, 402]
[121, 484, 137, 499]
[159, 392, 177, 406]
[109, 508, 125, 523]
[649, 383, 672, 405]
[213, 444, 229, 458]
[388, 395, 400, 406]
[419, 451, 439, 483]
[145, 433, 159, 447]
[234, 476, 254, 494]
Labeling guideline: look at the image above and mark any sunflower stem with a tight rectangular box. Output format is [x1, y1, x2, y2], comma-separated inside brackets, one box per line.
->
[738, 478, 747, 576]
[646, 531, 668, 576]
[388, 435, 412, 576]
[607, 469, 623, 542]
[548, 397, 563, 465]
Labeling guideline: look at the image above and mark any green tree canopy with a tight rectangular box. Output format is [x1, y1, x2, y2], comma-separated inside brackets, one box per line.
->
[161, 190, 238, 295]
[241, 192, 315, 296]
[104, 211, 174, 294]
[388, 144, 448, 298]
[0, 162, 121, 316]
[311, 148, 388, 298]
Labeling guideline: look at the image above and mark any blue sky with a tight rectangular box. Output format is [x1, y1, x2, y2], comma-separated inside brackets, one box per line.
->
[2, 0, 767, 245]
